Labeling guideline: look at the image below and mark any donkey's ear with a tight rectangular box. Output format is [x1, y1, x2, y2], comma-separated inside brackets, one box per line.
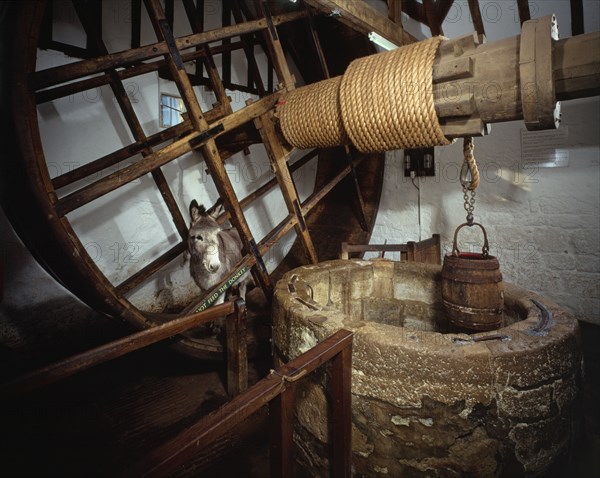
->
[189, 199, 205, 221]
[207, 197, 224, 219]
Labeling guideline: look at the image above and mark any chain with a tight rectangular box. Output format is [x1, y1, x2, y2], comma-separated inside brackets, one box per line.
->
[463, 184, 476, 225]
[461, 137, 477, 225]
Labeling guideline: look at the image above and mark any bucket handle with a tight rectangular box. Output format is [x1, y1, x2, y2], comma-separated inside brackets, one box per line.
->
[452, 222, 490, 258]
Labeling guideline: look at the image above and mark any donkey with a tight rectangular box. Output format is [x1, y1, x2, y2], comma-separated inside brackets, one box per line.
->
[187, 199, 251, 305]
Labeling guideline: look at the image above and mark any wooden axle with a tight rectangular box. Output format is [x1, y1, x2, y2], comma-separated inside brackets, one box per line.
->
[279, 24, 599, 145]
[434, 26, 599, 137]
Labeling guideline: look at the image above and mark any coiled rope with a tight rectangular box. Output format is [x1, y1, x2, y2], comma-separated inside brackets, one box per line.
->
[278, 36, 451, 153]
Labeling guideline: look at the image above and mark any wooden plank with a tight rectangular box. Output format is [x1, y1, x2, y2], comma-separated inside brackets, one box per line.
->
[151, 169, 189, 240]
[231, 1, 267, 95]
[437, 0, 456, 23]
[255, 111, 318, 264]
[467, 0, 486, 37]
[0, 302, 236, 398]
[181, 0, 232, 113]
[125, 329, 353, 478]
[226, 299, 248, 397]
[255, 1, 296, 88]
[30, 10, 308, 91]
[331, 341, 352, 478]
[165, 0, 174, 29]
[270, 386, 295, 478]
[304, 0, 417, 46]
[423, 0, 443, 36]
[388, 0, 403, 24]
[304, 3, 331, 79]
[516, 0, 531, 25]
[131, 0, 142, 48]
[343, 146, 369, 232]
[570, 0, 584, 35]
[402, 0, 426, 24]
[221, 1, 232, 86]
[39, 0, 53, 46]
[195, 0, 205, 78]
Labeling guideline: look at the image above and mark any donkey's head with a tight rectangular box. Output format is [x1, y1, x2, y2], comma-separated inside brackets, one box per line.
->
[188, 199, 223, 274]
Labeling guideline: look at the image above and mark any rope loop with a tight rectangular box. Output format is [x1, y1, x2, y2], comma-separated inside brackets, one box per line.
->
[460, 137, 480, 191]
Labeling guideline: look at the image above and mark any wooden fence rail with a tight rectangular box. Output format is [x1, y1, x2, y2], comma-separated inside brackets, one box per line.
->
[125, 329, 354, 478]
[0, 300, 247, 398]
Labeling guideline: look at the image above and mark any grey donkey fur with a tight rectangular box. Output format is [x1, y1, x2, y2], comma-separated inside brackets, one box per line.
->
[187, 199, 251, 304]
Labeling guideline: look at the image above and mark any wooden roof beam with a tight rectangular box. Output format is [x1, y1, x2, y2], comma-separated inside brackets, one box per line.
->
[302, 0, 417, 46]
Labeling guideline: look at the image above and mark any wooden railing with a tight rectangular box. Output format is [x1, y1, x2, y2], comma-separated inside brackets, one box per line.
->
[125, 329, 354, 478]
[341, 234, 442, 264]
[0, 300, 247, 399]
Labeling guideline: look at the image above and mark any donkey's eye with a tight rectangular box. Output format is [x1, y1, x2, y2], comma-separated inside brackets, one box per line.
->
[195, 235, 203, 242]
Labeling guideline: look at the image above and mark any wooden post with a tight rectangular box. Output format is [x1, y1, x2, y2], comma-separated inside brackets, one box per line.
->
[255, 111, 319, 264]
[270, 385, 295, 478]
[231, 1, 267, 96]
[516, 0, 531, 25]
[570, 0, 584, 36]
[343, 146, 369, 232]
[304, 3, 331, 79]
[331, 342, 352, 478]
[388, 0, 403, 25]
[467, 0, 486, 37]
[226, 299, 248, 397]
[423, 0, 443, 36]
[255, 0, 296, 89]
[340, 242, 349, 260]
[181, 0, 232, 115]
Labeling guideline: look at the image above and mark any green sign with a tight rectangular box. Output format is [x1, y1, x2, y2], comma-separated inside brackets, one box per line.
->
[194, 265, 249, 313]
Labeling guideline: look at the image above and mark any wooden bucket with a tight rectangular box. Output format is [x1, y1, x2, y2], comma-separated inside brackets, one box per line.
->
[441, 223, 504, 331]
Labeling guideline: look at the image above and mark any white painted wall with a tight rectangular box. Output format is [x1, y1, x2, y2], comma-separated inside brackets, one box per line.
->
[368, 1, 600, 324]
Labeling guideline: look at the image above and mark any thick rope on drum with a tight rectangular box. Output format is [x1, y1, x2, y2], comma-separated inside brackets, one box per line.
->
[277, 36, 451, 153]
[278, 76, 347, 149]
[340, 36, 451, 152]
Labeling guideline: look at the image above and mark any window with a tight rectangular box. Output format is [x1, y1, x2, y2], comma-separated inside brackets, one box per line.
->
[160, 94, 185, 128]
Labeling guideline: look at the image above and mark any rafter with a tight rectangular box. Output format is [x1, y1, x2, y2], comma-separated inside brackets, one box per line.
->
[303, 0, 417, 46]
[467, 0, 486, 37]
[516, 0, 531, 25]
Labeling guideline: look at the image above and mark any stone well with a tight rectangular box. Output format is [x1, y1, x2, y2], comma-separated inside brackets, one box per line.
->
[272, 259, 582, 478]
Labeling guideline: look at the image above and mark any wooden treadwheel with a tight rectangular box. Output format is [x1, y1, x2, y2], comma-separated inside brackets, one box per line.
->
[1, 1, 384, 360]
